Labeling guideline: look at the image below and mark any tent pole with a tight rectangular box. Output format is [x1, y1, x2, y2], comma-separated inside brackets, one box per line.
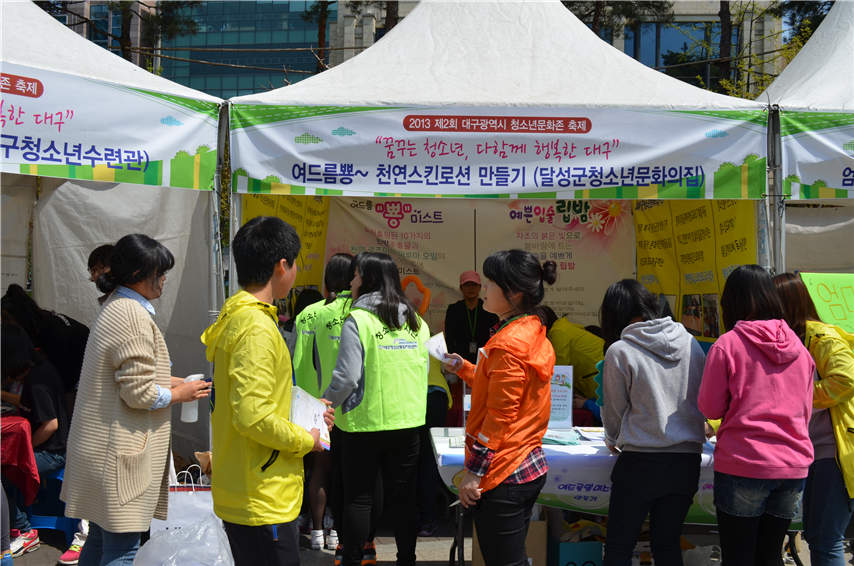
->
[768, 105, 785, 274]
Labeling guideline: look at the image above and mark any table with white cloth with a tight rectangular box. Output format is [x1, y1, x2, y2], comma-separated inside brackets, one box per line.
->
[431, 427, 807, 527]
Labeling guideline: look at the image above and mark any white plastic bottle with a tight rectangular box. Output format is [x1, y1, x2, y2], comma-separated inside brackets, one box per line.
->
[180, 373, 206, 423]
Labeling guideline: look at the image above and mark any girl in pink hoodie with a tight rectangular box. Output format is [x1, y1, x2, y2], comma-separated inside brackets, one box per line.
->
[698, 265, 814, 566]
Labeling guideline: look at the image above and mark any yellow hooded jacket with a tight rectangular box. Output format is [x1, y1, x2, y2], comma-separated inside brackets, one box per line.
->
[201, 290, 314, 526]
[806, 320, 854, 498]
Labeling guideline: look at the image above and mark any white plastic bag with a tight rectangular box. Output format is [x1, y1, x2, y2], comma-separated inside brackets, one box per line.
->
[134, 513, 234, 566]
[150, 468, 214, 533]
[682, 545, 722, 566]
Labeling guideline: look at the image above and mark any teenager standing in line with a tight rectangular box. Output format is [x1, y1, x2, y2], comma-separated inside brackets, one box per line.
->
[598, 279, 706, 565]
[774, 273, 854, 566]
[444, 249, 557, 566]
[699, 265, 814, 566]
[323, 252, 430, 566]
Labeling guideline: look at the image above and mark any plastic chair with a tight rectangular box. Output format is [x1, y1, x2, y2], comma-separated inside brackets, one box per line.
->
[27, 468, 78, 546]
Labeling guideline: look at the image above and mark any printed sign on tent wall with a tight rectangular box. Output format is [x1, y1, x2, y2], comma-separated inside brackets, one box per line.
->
[800, 272, 854, 334]
[325, 197, 476, 334]
[475, 199, 637, 326]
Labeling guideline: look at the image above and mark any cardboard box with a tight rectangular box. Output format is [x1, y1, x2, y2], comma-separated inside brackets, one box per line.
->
[546, 534, 603, 566]
[473, 519, 547, 566]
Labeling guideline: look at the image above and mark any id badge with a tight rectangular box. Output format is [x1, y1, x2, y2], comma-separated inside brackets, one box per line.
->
[469, 341, 478, 354]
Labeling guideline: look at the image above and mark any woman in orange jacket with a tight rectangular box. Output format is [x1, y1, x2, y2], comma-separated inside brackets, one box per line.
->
[444, 249, 557, 566]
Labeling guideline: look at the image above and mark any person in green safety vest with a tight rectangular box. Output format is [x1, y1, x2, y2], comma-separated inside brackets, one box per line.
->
[299, 253, 353, 553]
[322, 252, 429, 566]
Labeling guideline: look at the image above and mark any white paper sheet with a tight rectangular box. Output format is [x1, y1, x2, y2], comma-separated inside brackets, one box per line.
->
[426, 332, 449, 362]
[290, 386, 331, 449]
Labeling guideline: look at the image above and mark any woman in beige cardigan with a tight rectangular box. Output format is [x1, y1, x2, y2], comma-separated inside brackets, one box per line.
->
[61, 234, 210, 566]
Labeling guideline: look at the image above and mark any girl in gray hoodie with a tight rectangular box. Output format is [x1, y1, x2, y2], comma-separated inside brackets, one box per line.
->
[599, 279, 707, 566]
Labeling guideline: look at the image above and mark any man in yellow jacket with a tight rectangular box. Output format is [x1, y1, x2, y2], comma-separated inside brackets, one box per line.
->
[201, 216, 333, 566]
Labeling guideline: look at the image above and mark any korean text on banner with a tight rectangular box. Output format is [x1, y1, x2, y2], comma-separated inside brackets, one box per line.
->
[800, 272, 854, 334]
[230, 105, 766, 198]
[0, 64, 219, 190]
[780, 111, 854, 201]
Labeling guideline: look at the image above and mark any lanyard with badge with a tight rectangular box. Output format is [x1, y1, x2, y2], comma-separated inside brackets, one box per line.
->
[467, 304, 478, 354]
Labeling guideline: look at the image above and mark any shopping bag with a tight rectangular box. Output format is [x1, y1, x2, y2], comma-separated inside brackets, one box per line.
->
[150, 467, 214, 533]
[134, 513, 233, 566]
[682, 545, 722, 566]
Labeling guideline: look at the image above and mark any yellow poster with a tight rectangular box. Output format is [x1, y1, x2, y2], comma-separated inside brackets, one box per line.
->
[242, 194, 331, 309]
[634, 200, 677, 296]
[633, 199, 756, 343]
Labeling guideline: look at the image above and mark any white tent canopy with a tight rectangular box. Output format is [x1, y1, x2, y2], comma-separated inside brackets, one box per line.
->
[1, 1, 224, 463]
[1, 1, 220, 103]
[231, 0, 762, 109]
[762, 0, 854, 111]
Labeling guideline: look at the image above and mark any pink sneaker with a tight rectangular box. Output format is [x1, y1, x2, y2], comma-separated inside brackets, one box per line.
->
[9, 529, 39, 557]
[58, 543, 84, 565]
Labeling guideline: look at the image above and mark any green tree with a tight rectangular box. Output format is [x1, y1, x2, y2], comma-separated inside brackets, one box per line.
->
[562, 1, 674, 39]
[36, 1, 199, 64]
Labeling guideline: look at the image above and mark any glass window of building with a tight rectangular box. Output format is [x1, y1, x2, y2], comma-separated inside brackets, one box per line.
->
[160, 0, 335, 98]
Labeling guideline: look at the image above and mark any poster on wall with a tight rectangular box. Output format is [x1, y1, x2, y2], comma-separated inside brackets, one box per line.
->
[780, 111, 854, 200]
[0, 63, 220, 190]
[800, 272, 854, 334]
[242, 194, 330, 313]
[635, 199, 756, 344]
[231, 105, 766, 199]
[324, 197, 636, 332]
[325, 197, 476, 333]
[475, 199, 636, 324]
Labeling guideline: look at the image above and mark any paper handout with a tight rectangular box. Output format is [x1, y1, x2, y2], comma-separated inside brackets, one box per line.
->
[290, 386, 331, 450]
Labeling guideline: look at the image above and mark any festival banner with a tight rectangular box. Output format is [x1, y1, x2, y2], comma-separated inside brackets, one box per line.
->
[1, 63, 220, 190]
[800, 272, 854, 334]
[242, 194, 330, 296]
[635, 200, 756, 342]
[780, 110, 854, 200]
[230, 105, 766, 199]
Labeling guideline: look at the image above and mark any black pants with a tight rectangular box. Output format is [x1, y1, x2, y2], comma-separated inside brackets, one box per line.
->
[340, 427, 420, 566]
[330, 425, 383, 541]
[472, 474, 547, 566]
[716, 510, 792, 566]
[416, 391, 449, 525]
[222, 520, 300, 566]
[604, 451, 701, 566]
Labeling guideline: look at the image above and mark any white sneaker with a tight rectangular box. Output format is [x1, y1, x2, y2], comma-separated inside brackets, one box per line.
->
[310, 529, 325, 550]
[296, 511, 310, 533]
[326, 529, 339, 550]
[323, 508, 334, 531]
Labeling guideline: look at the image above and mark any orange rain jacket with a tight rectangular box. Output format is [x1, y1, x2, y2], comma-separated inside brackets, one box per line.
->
[458, 315, 555, 492]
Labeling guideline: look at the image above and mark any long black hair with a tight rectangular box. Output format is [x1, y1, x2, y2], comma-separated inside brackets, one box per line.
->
[1, 284, 50, 342]
[352, 252, 420, 332]
[481, 249, 557, 325]
[1, 323, 43, 379]
[324, 253, 354, 305]
[599, 279, 661, 354]
[96, 234, 174, 295]
[721, 264, 784, 332]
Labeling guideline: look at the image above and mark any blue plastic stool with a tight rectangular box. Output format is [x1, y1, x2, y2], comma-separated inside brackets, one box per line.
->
[27, 468, 79, 546]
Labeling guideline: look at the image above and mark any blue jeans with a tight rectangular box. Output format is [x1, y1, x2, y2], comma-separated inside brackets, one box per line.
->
[1, 450, 65, 532]
[803, 458, 854, 566]
[77, 522, 141, 566]
[604, 451, 701, 566]
[714, 471, 805, 519]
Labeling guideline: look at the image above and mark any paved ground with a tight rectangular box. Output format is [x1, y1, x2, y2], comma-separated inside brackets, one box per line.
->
[12, 513, 853, 565]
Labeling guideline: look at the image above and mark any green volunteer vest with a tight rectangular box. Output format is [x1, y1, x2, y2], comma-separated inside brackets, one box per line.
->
[340, 307, 429, 433]
[314, 291, 353, 399]
[292, 301, 323, 393]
